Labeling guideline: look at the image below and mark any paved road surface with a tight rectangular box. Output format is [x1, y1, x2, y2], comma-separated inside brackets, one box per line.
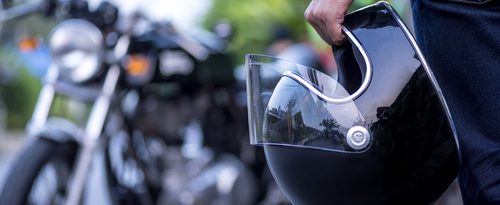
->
[0, 131, 25, 193]
[0, 130, 462, 205]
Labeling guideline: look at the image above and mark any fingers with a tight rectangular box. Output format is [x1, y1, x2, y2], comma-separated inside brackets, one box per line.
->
[305, 0, 352, 45]
[305, 2, 333, 44]
[327, 17, 346, 45]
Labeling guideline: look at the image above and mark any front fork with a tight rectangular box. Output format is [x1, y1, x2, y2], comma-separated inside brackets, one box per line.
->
[27, 63, 59, 135]
[65, 65, 121, 205]
[28, 64, 121, 205]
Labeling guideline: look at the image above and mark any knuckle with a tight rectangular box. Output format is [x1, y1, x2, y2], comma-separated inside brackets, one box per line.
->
[304, 10, 315, 22]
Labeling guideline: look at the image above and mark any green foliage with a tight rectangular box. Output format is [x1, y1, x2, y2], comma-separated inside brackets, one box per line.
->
[203, 0, 310, 64]
[203, 0, 408, 64]
[0, 67, 40, 129]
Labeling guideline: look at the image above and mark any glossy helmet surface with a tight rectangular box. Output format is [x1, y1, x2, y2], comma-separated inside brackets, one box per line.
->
[245, 2, 460, 205]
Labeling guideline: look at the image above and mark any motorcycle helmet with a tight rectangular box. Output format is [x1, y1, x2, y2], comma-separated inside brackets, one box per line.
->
[245, 2, 460, 205]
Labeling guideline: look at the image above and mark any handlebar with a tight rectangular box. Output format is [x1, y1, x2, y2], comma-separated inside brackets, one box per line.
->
[0, 0, 42, 23]
[0, 0, 116, 30]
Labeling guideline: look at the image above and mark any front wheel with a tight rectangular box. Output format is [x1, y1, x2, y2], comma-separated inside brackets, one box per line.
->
[0, 138, 78, 205]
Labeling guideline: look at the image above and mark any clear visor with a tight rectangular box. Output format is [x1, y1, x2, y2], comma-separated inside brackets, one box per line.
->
[246, 54, 370, 152]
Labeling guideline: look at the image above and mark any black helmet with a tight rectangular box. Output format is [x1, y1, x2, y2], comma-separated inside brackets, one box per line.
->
[245, 2, 460, 205]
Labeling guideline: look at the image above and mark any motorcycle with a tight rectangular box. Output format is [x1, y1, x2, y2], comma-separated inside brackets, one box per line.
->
[0, 0, 266, 204]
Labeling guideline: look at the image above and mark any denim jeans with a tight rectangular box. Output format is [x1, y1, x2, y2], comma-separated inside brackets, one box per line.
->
[411, 0, 500, 204]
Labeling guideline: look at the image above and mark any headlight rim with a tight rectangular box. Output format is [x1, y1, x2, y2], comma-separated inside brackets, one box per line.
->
[49, 19, 104, 83]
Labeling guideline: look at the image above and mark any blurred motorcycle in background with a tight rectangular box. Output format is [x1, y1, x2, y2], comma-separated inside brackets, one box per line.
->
[0, 0, 285, 204]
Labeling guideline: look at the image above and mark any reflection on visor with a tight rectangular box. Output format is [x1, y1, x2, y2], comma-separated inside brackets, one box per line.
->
[246, 54, 370, 152]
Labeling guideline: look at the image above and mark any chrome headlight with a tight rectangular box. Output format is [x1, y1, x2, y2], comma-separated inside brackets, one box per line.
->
[49, 19, 103, 83]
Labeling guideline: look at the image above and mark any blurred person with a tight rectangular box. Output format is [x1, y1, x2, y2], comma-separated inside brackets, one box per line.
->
[266, 24, 325, 72]
[305, 0, 500, 204]
[16, 43, 51, 78]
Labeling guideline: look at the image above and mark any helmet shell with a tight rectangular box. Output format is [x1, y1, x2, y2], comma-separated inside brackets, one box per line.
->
[253, 2, 460, 205]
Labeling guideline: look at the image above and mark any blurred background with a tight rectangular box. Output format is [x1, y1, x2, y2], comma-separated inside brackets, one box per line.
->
[0, 0, 461, 204]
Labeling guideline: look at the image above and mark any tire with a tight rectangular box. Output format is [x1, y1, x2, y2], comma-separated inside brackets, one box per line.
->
[0, 138, 78, 205]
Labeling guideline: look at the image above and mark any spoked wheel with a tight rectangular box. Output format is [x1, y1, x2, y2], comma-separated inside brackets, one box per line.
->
[0, 138, 78, 205]
[28, 160, 71, 205]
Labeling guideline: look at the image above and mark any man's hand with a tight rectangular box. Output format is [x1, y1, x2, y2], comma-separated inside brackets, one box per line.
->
[305, 0, 353, 45]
